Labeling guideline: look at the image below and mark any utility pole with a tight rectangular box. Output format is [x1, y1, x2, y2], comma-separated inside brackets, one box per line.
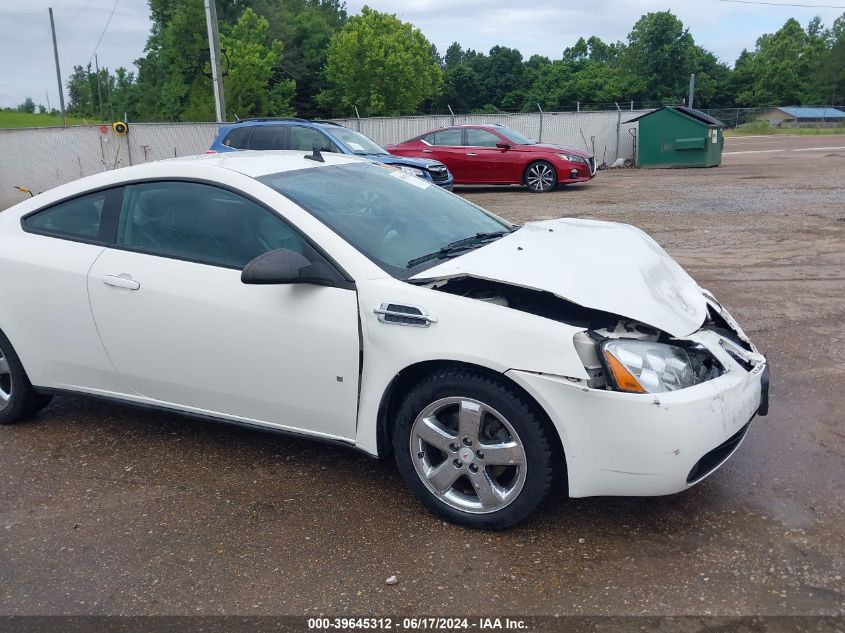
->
[688, 73, 696, 110]
[94, 54, 103, 121]
[203, 0, 226, 122]
[48, 7, 66, 125]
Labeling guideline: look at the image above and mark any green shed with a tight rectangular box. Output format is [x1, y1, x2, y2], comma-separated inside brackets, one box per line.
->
[626, 106, 726, 169]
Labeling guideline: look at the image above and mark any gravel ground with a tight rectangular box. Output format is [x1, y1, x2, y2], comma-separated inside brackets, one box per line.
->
[1, 135, 843, 617]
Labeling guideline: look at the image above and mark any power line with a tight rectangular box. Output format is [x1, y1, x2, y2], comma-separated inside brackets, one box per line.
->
[88, 0, 120, 65]
[714, 0, 845, 8]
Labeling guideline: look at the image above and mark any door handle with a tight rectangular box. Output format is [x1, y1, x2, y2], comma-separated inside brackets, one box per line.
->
[422, 149, 433, 153]
[466, 152, 477, 157]
[103, 274, 140, 291]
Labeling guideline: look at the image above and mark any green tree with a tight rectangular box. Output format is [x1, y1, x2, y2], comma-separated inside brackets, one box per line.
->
[16, 97, 36, 114]
[318, 6, 442, 115]
[221, 8, 295, 118]
[820, 13, 845, 104]
[733, 17, 835, 106]
[251, 0, 347, 117]
[623, 11, 696, 102]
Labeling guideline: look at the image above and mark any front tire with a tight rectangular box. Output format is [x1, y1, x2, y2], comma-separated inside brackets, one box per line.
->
[524, 161, 557, 193]
[0, 331, 52, 425]
[393, 368, 557, 529]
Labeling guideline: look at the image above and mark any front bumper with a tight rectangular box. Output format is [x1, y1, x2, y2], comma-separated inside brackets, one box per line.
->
[507, 329, 767, 498]
[556, 158, 595, 183]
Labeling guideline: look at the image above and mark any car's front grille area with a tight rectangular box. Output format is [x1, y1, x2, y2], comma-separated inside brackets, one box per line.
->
[686, 422, 751, 484]
[427, 165, 449, 183]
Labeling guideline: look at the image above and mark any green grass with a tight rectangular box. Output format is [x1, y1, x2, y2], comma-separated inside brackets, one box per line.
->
[0, 111, 91, 129]
[726, 120, 845, 136]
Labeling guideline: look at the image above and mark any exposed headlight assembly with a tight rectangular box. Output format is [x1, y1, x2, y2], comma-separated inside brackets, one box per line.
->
[399, 166, 425, 177]
[600, 339, 722, 394]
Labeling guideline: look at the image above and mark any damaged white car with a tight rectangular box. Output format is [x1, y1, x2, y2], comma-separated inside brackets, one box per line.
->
[0, 151, 769, 529]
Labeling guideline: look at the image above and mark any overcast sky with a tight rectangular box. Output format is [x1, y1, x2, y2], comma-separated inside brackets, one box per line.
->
[1, 0, 844, 109]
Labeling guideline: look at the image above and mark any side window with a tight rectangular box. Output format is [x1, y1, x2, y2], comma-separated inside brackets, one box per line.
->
[222, 127, 251, 149]
[420, 133, 435, 145]
[290, 126, 335, 152]
[433, 129, 463, 147]
[24, 189, 111, 242]
[465, 129, 502, 147]
[116, 181, 305, 269]
[250, 125, 287, 150]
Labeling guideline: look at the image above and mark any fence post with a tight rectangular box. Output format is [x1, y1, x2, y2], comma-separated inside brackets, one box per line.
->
[537, 103, 544, 143]
[124, 114, 133, 166]
[614, 102, 622, 160]
[447, 104, 455, 126]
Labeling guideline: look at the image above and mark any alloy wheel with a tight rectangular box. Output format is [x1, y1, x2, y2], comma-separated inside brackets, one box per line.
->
[409, 397, 527, 514]
[526, 163, 555, 192]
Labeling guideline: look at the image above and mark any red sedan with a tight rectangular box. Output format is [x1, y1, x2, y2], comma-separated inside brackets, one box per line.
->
[387, 124, 596, 193]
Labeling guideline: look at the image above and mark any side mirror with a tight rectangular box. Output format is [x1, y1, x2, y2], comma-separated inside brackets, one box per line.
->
[242, 249, 311, 284]
[241, 247, 343, 288]
[496, 142, 511, 150]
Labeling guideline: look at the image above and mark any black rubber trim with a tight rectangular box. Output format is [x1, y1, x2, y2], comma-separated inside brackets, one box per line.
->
[33, 386, 377, 458]
[758, 364, 770, 416]
[686, 419, 752, 484]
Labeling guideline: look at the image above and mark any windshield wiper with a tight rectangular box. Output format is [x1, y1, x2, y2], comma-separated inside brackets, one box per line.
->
[407, 230, 513, 268]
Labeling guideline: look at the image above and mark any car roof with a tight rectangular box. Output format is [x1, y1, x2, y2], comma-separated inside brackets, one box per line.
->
[223, 118, 343, 129]
[1, 151, 372, 218]
[8, 151, 371, 217]
[171, 150, 366, 177]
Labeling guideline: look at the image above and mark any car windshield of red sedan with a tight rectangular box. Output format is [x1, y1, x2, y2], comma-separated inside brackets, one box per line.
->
[260, 162, 513, 276]
[498, 127, 537, 145]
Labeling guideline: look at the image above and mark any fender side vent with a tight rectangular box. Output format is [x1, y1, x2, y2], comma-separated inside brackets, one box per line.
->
[374, 303, 437, 327]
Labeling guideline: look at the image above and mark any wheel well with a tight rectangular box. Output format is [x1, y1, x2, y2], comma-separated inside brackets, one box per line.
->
[522, 159, 557, 185]
[375, 360, 566, 478]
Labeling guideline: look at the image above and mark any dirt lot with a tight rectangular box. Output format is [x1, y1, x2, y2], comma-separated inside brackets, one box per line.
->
[1, 135, 843, 616]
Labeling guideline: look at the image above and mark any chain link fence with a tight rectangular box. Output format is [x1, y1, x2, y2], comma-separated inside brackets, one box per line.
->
[3, 105, 842, 210]
[0, 123, 220, 210]
[0, 109, 649, 210]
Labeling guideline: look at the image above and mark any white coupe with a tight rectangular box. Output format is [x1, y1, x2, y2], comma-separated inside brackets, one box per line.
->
[0, 151, 769, 529]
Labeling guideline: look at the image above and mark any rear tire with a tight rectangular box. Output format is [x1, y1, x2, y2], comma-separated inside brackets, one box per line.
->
[0, 330, 52, 425]
[524, 161, 557, 193]
[393, 367, 557, 529]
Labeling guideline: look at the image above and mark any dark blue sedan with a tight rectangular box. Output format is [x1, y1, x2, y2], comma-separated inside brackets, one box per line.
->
[208, 119, 454, 189]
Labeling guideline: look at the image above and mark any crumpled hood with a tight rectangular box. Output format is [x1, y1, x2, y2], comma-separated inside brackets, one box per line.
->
[411, 218, 707, 338]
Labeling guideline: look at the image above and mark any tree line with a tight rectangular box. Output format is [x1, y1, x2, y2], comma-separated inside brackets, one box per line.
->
[14, 1, 845, 122]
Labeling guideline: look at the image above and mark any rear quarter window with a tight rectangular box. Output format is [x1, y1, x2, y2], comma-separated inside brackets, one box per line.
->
[222, 127, 252, 149]
[23, 189, 117, 243]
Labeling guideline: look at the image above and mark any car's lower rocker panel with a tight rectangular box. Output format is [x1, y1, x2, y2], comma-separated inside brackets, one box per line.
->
[33, 387, 373, 457]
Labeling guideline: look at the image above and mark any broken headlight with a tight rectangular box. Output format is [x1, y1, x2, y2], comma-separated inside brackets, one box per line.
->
[600, 339, 721, 394]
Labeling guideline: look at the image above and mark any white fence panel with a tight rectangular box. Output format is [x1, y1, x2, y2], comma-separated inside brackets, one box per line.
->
[0, 111, 649, 210]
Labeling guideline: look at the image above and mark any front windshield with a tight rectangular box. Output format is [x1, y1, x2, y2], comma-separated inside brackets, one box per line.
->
[260, 163, 511, 277]
[328, 126, 389, 155]
[499, 127, 537, 145]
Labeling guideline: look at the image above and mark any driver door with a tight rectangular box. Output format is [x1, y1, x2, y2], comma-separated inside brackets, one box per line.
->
[87, 180, 360, 440]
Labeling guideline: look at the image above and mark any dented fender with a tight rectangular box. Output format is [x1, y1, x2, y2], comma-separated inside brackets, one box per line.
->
[353, 277, 589, 456]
